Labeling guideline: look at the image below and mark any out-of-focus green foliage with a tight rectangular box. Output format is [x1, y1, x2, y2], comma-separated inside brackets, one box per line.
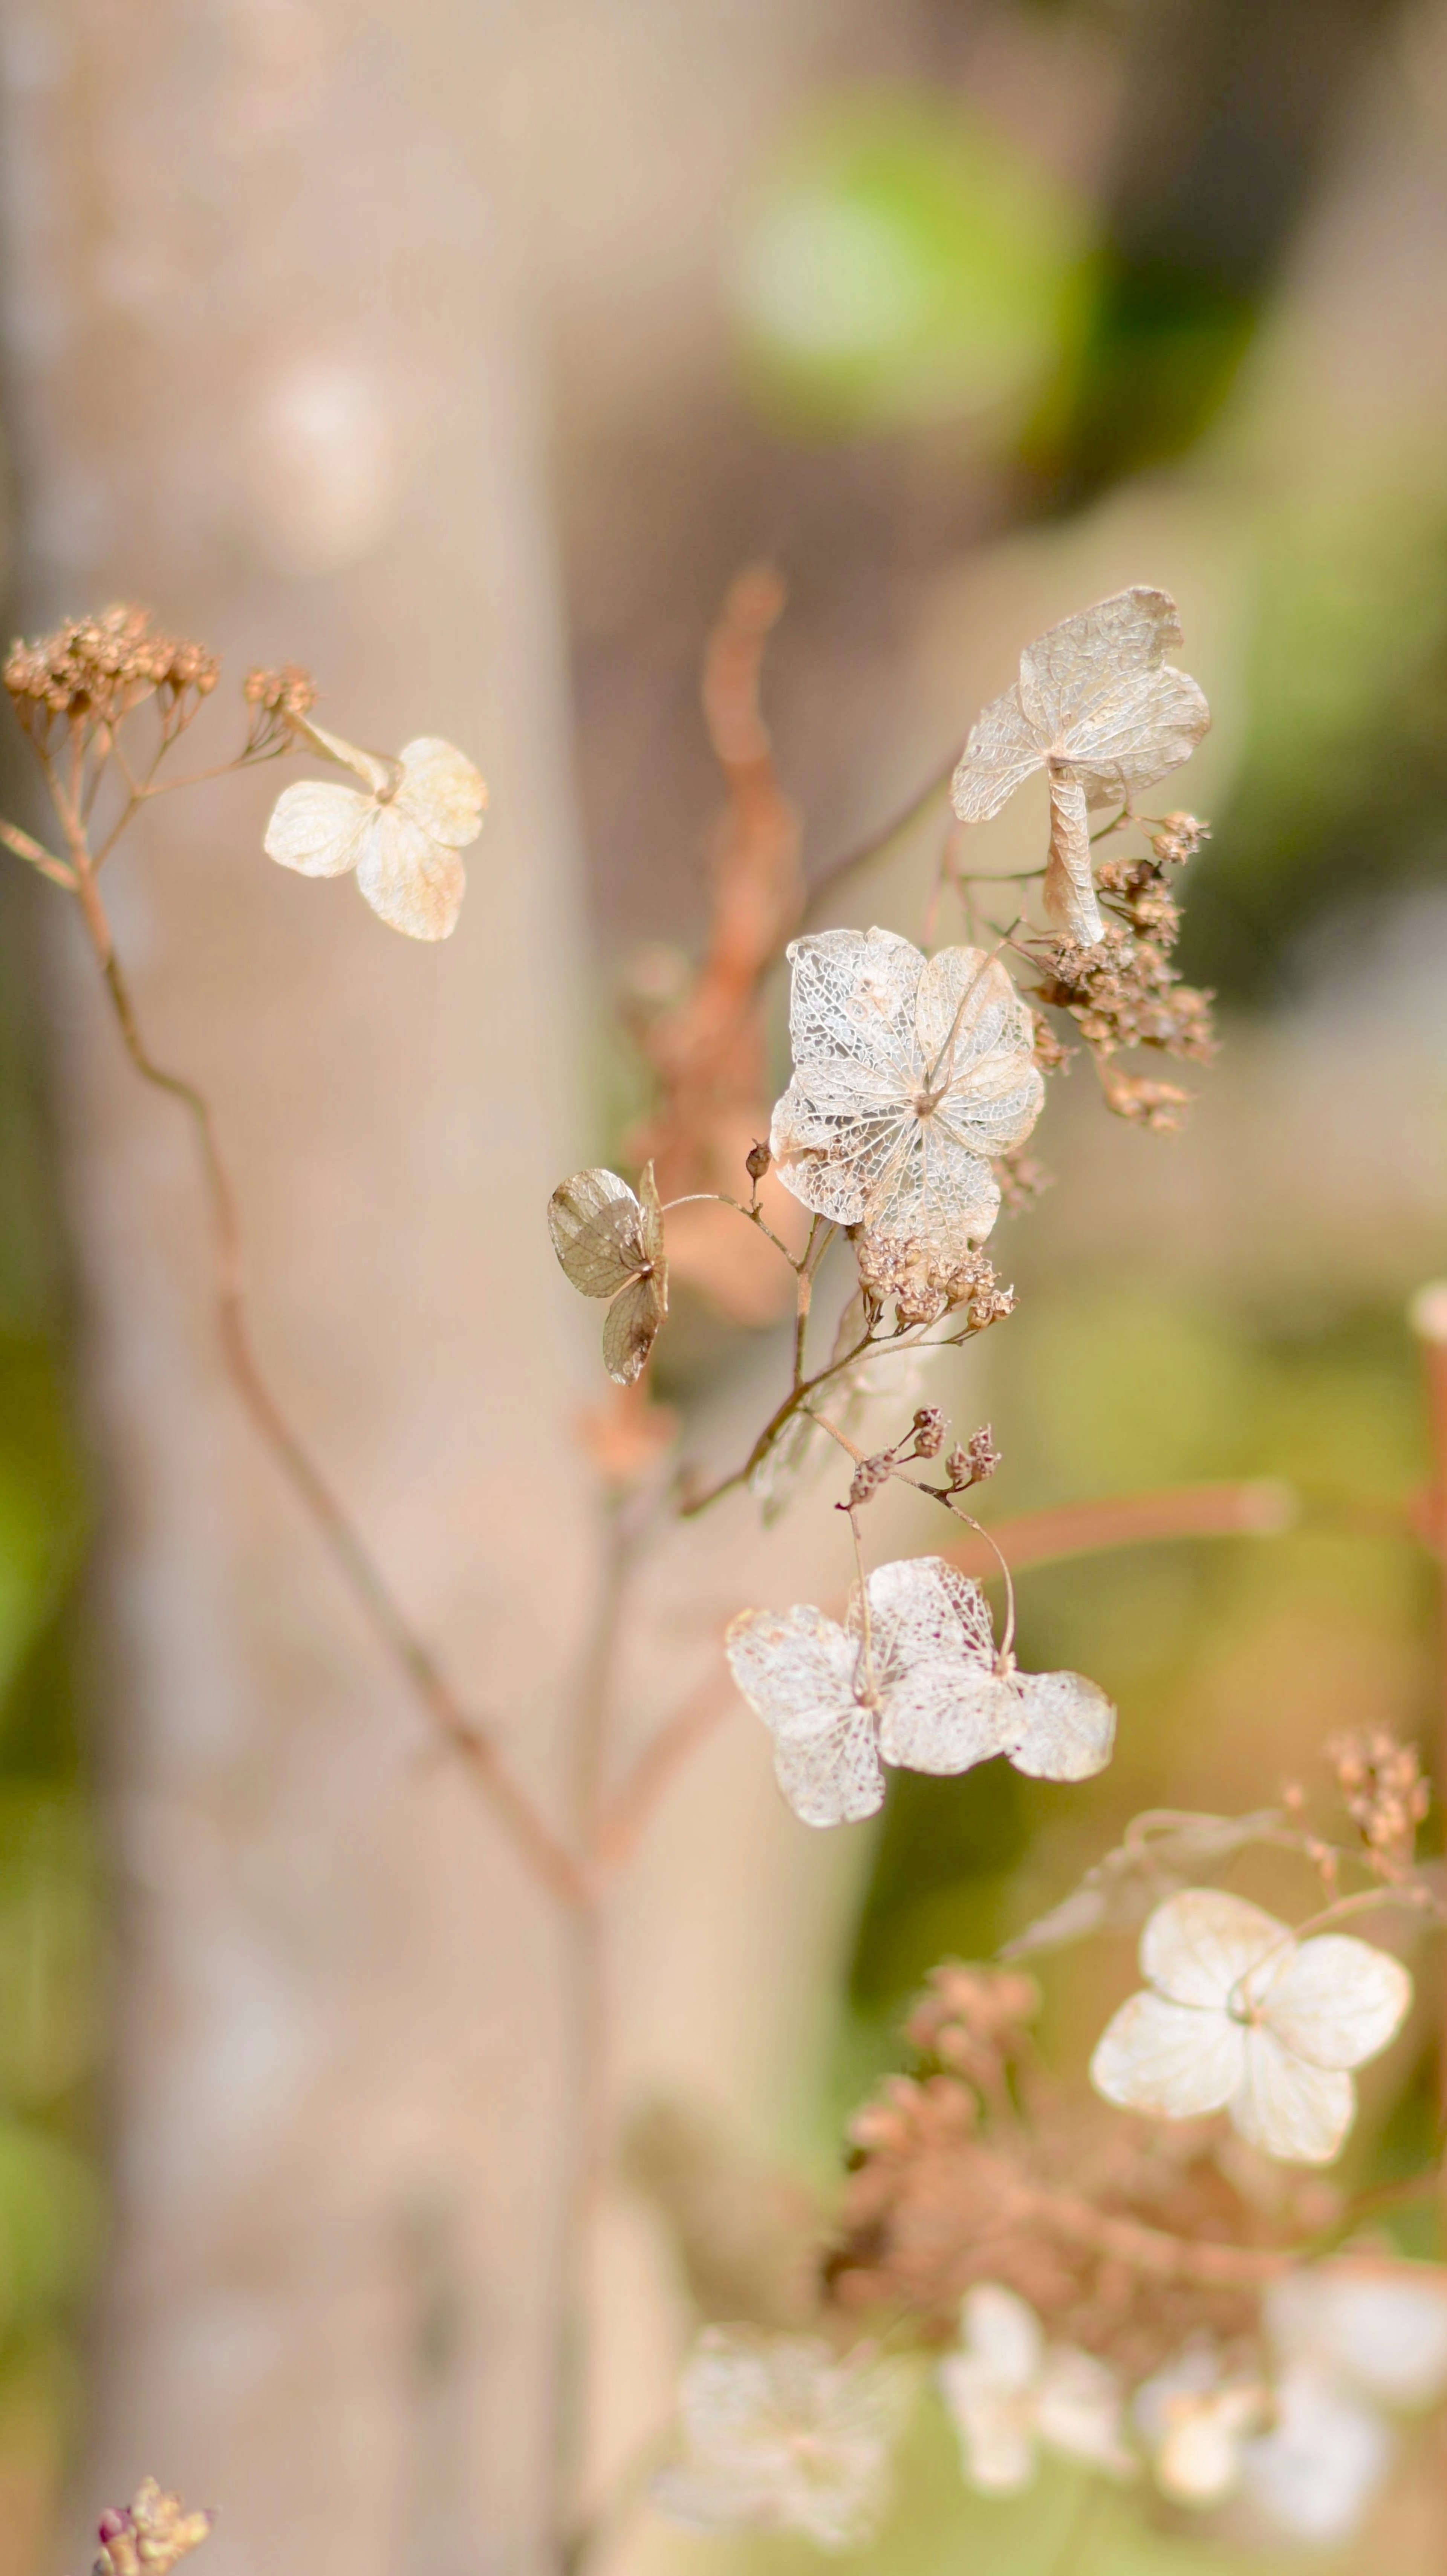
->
[731, 96, 1096, 436]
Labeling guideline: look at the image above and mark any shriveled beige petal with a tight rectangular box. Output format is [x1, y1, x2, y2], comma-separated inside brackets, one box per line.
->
[354, 807, 466, 940]
[397, 736, 488, 847]
[876, 1661, 1006, 1775]
[1140, 1889, 1290, 2013]
[1231, 2028, 1356, 2164]
[725, 1605, 860, 1740]
[1257, 1934, 1412, 2072]
[950, 684, 1043, 824]
[263, 778, 373, 878]
[602, 1270, 665, 1385]
[938, 2360, 1035, 2493]
[1060, 662, 1210, 796]
[1018, 589, 1183, 742]
[1090, 1991, 1244, 2120]
[1005, 1667, 1115, 1782]
[636, 1159, 667, 1269]
[774, 1707, 887, 1828]
[1043, 773, 1103, 942]
[958, 2283, 1042, 2391]
[1035, 2347, 1135, 2477]
[548, 1168, 646, 1296]
[852, 1557, 995, 1674]
[296, 717, 395, 795]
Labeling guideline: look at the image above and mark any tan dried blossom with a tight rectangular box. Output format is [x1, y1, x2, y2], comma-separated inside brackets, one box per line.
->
[1327, 1728, 1429, 1883]
[950, 589, 1210, 942]
[1035, 926, 1217, 1066]
[1099, 1070, 1195, 1132]
[990, 1145, 1051, 1213]
[264, 721, 486, 940]
[652, 2327, 910, 2548]
[93, 2482, 213, 2576]
[725, 1556, 1114, 1829]
[1151, 811, 1209, 867]
[548, 1165, 668, 1387]
[243, 662, 317, 730]
[770, 929, 1043, 1256]
[1089, 1890, 1412, 2166]
[939, 2284, 1136, 2492]
[1029, 1009, 1071, 1074]
[5, 606, 218, 742]
[853, 1233, 1015, 1333]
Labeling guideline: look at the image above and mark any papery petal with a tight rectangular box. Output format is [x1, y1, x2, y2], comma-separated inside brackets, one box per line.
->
[1231, 2028, 1356, 2164]
[1059, 663, 1210, 798]
[1258, 1933, 1412, 2071]
[1018, 589, 1182, 741]
[1140, 1889, 1290, 2013]
[913, 946, 1029, 1080]
[853, 1557, 995, 1676]
[602, 1271, 665, 1385]
[860, 1123, 1002, 1252]
[1043, 773, 1103, 942]
[263, 779, 372, 878]
[950, 684, 1044, 824]
[355, 807, 466, 940]
[297, 718, 395, 794]
[770, 1082, 916, 1228]
[1035, 2347, 1135, 2477]
[1005, 1668, 1115, 1782]
[959, 2283, 1043, 2391]
[1240, 2363, 1391, 2544]
[548, 1169, 646, 1297]
[1266, 2263, 1447, 2407]
[773, 1709, 886, 1827]
[1155, 2393, 1256, 2506]
[397, 736, 487, 847]
[785, 928, 922, 1087]
[725, 1605, 859, 1740]
[938, 2361, 1035, 2493]
[1090, 1991, 1244, 2120]
[876, 1661, 1005, 1775]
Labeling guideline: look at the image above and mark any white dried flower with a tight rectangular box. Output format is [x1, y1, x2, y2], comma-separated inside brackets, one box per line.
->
[1134, 2344, 1268, 2507]
[768, 929, 1043, 1256]
[264, 720, 485, 940]
[725, 1555, 1114, 1828]
[1239, 2360, 1392, 2544]
[1264, 2259, 1447, 2410]
[939, 2284, 1136, 2494]
[950, 588, 1209, 941]
[547, 1164, 667, 1385]
[652, 2327, 910, 2550]
[1089, 1889, 1412, 2165]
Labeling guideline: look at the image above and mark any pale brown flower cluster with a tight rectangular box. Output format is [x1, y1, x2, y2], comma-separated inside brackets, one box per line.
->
[1328, 1728, 1430, 1884]
[825, 1962, 1333, 2382]
[5, 606, 217, 742]
[93, 2481, 213, 2576]
[243, 661, 317, 750]
[854, 1234, 1015, 1333]
[1035, 925, 1216, 1067]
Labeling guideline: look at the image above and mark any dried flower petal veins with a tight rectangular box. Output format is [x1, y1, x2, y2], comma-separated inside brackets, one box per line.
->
[265, 722, 486, 940]
[653, 2327, 909, 2549]
[951, 588, 1210, 941]
[548, 1164, 668, 1386]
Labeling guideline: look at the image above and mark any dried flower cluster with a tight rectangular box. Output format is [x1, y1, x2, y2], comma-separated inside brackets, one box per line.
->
[853, 1231, 1015, 1331]
[5, 606, 218, 743]
[93, 2482, 213, 2576]
[1328, 1727, 1431, 1883]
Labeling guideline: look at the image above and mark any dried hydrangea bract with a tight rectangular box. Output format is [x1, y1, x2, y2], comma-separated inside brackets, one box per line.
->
[769, 929, 1044, 1256]
[939, 2284, 1135, 2493]
[547, 1163, 668, 1386]
[1089, 1889, 1412, 2164]
[950, 588, 1210, 942]
[652, 2327, 909, 2549]
[264, 722, 486, 940]
[725, 1555, 1114, 1828]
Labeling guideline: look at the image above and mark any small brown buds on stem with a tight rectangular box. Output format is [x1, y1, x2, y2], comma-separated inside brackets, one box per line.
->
[93, 2483, 213, 2576]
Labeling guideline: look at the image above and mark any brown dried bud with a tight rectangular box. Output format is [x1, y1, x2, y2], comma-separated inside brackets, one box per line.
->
[965, 1425, 1000, 1483]
[1099, 1069, 1193, 1131]
[1151, 811, 1208, 866]
[912, 1406, 945, 1458]
[243, 662, 317, 725]
[1030, 1009, 1071, 1075]
[848, 1453, 893, 1509]
[745, 1139, 772, 1183]
[5, 606, 218, 741]
[1327, 1728, 1429, 1882]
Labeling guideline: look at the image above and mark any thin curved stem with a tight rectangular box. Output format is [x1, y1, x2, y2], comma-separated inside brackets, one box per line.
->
[802, 750, 959, 924]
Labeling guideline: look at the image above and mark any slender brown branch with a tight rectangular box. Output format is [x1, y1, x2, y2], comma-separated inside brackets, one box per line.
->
[0, 817, 75, 890]
[677, 1320, 878, 1518]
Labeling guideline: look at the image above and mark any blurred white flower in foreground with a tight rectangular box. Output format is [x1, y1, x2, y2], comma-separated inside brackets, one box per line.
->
[1134, 2343, 1267, 2507]
[1239, 2260, 1447, 2544]
[726, 1554, 1114, 1826]
[547, 1164, 668, 1385]
[652, 2327, 909, 2549]
[769, 929, 1043, 1254]
[950, 587, 1209, 941]
[939, 2284, 1135, 2493]
[1089, 1888, 1411, 2163]
[265, 720, 485, 939]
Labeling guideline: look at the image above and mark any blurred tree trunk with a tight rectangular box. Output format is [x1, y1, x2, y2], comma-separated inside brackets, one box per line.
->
[0, 9, 600, 2576]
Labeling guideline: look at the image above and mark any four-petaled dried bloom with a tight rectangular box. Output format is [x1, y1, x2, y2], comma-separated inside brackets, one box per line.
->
[769, 929, 1043, 1255]
[1328, 1728, 1429, 1882]
[725, 1555, 1114, 1828]
[939, 2284, 1136, 2494]
[1089, 1889, 1412, 2165]
[652, 2327, 910, 2549]
[5, 606, 218, 741]
[548, 1165, 668, 1386]
[912, 1405, 945, 1457]
[1152, 811, 1209, 867]
[264, 721, 486, 940]
[854, 1234, 1016, 1333]
[951, 588, 1210, 942]
[93, 2482, 213, 2576]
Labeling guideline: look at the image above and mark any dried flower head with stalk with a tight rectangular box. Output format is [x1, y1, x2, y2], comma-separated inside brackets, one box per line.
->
[548, 1163, 668, 1385]
[264, 720, 486, 940]
[950, 587, 1210, 941]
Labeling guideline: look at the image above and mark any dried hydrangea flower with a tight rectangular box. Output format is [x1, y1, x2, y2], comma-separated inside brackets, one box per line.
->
[1089, 1889, 1412, 2165]
[853, 1233, 1014, 1332]
[769, 929, 1043, 1256]
[5, 606, 218, 741]
[547, 1164, 668, 1386]
[950, 588, 1210, 941]
[93, 2481, 213, 2576]
[652, 2327, 909, 2549]
[725, 1555, 1115, 1828]
[263, 721, 485, 940]
[939, 2284, 1135, 2493]
[1133, 2344, 1267, 2506]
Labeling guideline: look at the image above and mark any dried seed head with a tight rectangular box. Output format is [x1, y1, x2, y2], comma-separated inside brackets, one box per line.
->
[1035, 926, 1216, 1068]
[1327, 1729, 1429, 1883]
[848, 1453, 893, 1509]
[1030, 1010, 1071, 1075]
[243, 662, 317, 730]
[745, 1138, 772, 1183]
[965, 1425, 1001, 1483]
[5, 606, 217, 740]
[912, 1406, 945, 1458]
[1151, 812, 1208, 866]
[854, 1233, 1016, 1334]
[1098, 1070, 1193, 1131]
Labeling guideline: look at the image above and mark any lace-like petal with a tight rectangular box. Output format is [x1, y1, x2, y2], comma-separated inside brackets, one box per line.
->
[1090, 1991, 1244, 2118]
[1018, 588, 1182, 740]
[785, 928, 922, 1084]
[1258, 1934, 1411, 2071]
[950, 684, 1043, 823]
[355, 807, 466, 940]
[264, 779, 372, 878]
[1231, 2029, 1356, 2164]
[548, 1169, 645, 1296]
[1005, 1667, 1115, 1781]
[1060, 663, 1210, 795]
[1140, 1889, 1290, 2012]
[396, 736, 488, 847]
[725, 1606, 859, 1739]
[853, 1557, 995, 1671]
[876, 1662, 1005, 1774]
[1043, 773, 1102, 941]
[774, 1708, 886, 1826]
[602, 1270, 665, 1385]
